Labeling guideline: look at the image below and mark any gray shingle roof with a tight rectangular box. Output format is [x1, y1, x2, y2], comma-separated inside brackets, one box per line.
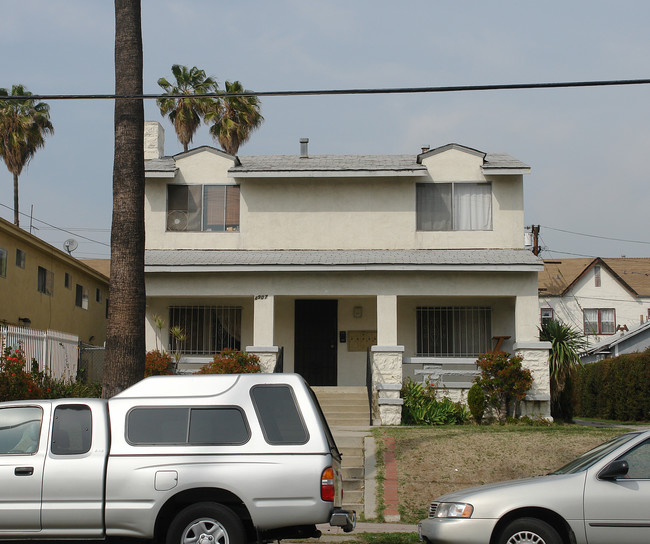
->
[483, 153, 530, 170]
[230, 155, 427, 173]
[145, 249, 542, 269]
[145, 157, 176, 172]
[145, 151, 528, 175]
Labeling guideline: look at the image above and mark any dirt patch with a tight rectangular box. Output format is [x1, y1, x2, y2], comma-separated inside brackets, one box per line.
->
[376, 425, 625, 523]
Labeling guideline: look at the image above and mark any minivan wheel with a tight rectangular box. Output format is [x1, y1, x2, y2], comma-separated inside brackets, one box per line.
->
[167, 502, 245, 544]
[498, 517, 561, 544]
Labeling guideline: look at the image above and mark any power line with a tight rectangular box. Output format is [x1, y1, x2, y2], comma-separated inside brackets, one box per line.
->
[2, 77, 650, 101]
[541, 225, 650, 246]
[0, 202, 110, 247]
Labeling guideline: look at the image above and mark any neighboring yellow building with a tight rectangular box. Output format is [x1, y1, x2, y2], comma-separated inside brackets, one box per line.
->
[0, 217, 109, 346]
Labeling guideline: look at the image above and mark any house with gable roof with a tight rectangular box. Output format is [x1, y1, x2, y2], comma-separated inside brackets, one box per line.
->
[143, 121, 550, 423]
[539, 258, 650, 345]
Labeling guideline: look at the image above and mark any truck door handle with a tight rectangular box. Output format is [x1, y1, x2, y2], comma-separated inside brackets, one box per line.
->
[15, 467, 34, 476]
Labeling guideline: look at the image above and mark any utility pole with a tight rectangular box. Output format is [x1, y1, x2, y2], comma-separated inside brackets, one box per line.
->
[526, 225, 541, 256]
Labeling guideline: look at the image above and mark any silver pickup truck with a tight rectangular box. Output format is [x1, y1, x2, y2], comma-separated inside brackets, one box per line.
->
[0, 373, 355, 543]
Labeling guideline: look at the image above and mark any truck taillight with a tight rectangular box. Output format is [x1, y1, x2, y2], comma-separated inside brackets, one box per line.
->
[321, 467, 335, 502]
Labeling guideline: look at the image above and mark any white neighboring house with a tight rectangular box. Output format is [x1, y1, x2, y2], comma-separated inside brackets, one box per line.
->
[143, 121, 551, 423]
[539, 258, 650, 346]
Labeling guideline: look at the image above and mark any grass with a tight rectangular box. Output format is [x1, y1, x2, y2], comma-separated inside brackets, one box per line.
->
[372, 423, 627, 524]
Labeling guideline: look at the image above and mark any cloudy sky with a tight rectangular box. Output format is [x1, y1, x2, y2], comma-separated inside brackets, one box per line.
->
[2, 1, 650, 259]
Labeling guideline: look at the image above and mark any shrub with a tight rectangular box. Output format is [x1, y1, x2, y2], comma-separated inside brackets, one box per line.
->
[145, 350, 174, 377]
[0, 347, 44, 401]
[467, 383, 486, 424]
[401, 379, 468, 425]
[474, 351, 533, 423]
[197, 349, 261, 374]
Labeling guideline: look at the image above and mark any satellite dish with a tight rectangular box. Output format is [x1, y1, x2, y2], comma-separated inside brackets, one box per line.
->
[64, 238, 78, 255]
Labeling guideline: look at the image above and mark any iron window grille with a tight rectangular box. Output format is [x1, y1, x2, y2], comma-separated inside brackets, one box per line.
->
[417, 306, 492, 357]
[168, 306, 242, 355]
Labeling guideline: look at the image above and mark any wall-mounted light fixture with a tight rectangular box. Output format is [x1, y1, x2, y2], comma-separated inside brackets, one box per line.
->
[353, 306, 363, 318]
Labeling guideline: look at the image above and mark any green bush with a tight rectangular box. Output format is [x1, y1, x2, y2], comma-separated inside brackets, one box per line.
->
[573, 349, 650, 421]
[401, 379, 468, 425]
[197, 349, 261, 374]
[474, 351, 533, 422]
[467, 383, 486, 424]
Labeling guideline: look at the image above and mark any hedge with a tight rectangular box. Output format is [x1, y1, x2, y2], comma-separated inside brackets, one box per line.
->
[573, 348, 650, 421]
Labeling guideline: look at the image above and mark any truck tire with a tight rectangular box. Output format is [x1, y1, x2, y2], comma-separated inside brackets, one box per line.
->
[497, 517, 562, 544]
[166, 502, 245, 544]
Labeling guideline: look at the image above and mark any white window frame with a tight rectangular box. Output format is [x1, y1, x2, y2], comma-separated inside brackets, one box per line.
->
[75, 284, 89, 310]
[541, 308, 554, 326]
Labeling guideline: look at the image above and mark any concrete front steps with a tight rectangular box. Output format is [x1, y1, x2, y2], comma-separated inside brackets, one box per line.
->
[312, 387, 371, 515]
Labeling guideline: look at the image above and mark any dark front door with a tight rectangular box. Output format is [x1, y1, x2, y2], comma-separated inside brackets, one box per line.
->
[294, 300, 338, 386]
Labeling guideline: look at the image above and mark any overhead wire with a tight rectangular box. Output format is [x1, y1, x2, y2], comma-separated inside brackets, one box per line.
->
[1, 77, 650, 101]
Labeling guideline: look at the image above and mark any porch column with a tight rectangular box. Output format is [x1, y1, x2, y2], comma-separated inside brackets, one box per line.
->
[246, 295, 279, 373]
[514, 295, 552, 420]
[371, 295, 404, 425]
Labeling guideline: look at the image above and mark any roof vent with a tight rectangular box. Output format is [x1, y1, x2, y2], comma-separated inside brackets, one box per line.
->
[300, 138, 309, 158]
[421, 145, 430, 154]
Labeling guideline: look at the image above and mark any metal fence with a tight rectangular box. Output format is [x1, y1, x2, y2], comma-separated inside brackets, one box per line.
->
[0, 324, 79, 381]
[79, 343, 105, 383]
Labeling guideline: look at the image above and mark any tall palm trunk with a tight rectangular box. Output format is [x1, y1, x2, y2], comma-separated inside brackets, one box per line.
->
[13, 173, 19, 226]
[102, 0, 145, 398]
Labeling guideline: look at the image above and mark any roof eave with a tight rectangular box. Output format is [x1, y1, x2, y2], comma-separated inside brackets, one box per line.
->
[228, 169, 429, 179]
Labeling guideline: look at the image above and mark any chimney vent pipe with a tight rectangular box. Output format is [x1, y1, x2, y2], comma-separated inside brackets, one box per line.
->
[300, 138, 309, 158]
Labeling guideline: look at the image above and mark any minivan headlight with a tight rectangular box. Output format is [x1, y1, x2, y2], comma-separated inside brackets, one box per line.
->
[435, 502, 473, 518]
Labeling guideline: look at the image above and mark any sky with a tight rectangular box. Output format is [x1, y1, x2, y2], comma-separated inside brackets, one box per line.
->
[2, 0, 650, 260]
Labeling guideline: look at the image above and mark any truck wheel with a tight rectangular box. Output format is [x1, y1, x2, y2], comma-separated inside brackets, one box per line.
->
[167, 502, 245, 544]
[497, 517, 561, 544]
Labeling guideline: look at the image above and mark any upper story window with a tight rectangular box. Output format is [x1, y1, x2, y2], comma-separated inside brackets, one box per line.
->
[64, 272, 71, 289]
[37, 266, 54, 296]
[584, 308, 615, 335]
[15, 249, 25, 269]
[0, 248, 6, 278]
[75, 284, 89, 310]
[167, 184, 240, 232]
[416, 182, 492, 231]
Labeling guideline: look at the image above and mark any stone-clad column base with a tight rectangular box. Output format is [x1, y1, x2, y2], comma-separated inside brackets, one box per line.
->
[370, 346, 404, 425]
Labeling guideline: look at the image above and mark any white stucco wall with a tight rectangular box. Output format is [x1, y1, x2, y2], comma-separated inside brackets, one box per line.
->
[145, 146, 526, 251]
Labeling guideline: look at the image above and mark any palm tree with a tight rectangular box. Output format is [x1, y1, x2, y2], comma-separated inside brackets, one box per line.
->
[0, 85, 54, 226]
[156, 65, 216, 152]
[204, 80, 263, 155]
[102, 0, 146, 398]
[539, 319, 588, 420]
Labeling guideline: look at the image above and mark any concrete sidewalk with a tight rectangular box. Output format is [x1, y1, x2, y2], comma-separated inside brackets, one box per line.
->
[316, 522, 419, 541]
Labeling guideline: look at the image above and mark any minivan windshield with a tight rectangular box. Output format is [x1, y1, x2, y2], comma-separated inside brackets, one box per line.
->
[552, 432, 639, 474]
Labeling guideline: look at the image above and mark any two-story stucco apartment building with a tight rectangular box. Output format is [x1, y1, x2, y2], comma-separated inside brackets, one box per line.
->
[143, 122, 550, 423]
[0, 217, 109, 345]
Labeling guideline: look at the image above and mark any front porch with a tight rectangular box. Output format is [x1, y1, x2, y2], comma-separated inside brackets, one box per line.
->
[146, 291, 551, 424]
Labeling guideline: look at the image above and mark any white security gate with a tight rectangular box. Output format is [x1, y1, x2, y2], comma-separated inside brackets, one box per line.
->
[0, 325, 78, 381]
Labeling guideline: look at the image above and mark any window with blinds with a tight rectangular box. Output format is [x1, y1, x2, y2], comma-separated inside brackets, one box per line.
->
[166, 184, 240, 232]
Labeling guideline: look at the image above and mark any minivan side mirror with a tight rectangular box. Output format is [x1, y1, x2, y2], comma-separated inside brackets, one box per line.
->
[599, 459, 629, 480]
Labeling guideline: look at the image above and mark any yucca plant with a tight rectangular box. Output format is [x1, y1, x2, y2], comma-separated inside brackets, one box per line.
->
[540, 319, 588, 420]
